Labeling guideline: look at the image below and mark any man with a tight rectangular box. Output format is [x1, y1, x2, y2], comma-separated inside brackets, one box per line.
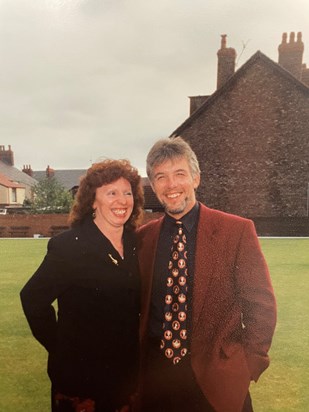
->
[136, 137, 276, 412]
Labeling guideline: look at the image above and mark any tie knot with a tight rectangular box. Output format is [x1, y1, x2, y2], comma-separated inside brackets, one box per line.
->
[175, 221, 183, 236]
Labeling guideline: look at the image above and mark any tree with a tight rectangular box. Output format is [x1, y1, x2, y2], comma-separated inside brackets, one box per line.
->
[29, 177, 73, 214]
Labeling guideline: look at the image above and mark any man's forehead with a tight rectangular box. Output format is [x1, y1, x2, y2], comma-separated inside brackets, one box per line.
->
[154, 157, 189, 172]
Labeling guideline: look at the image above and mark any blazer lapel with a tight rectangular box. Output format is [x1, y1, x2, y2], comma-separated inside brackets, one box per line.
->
[192, 205, 220, 333]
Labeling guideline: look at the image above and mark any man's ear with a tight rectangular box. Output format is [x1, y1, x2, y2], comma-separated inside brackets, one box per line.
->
[193, 173, 200, 190]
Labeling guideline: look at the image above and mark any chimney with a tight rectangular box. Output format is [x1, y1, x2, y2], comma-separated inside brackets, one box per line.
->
[217, 34, 237, 89]
[0, 145, 14, 166]
[46, 165, 55, 178]
[278, 32, 304, 80]
[22, 165, 33, 177]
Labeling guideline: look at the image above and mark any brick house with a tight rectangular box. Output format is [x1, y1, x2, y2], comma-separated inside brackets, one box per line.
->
[171, 33, 309, 234]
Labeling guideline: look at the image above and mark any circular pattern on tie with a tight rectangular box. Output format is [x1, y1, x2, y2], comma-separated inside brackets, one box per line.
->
[162, 221, 189, 364]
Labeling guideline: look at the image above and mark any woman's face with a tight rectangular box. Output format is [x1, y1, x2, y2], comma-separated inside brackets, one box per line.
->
[92, 177, 134, 229]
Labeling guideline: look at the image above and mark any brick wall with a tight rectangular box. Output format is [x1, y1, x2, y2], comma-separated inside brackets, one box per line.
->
[0, 212, 164, 238]
[0, 214, 69, 237]
[181, 57, 309, 218]
[0, 212, 307, 237]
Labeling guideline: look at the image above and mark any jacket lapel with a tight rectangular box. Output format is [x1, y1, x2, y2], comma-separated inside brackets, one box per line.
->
[192, 205, 220, 333]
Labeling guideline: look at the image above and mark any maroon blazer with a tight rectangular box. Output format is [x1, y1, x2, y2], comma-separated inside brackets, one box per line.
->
[136, 203, 276, 412]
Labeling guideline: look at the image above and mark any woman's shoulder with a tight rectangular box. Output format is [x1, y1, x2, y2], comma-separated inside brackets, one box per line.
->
[47, 225, 83, 258]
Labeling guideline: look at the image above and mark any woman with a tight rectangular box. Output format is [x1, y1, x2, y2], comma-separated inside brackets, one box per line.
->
[20, 159, 144, 412]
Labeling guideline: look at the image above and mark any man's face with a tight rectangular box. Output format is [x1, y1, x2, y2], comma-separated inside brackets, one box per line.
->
[151, 157, 200, 219]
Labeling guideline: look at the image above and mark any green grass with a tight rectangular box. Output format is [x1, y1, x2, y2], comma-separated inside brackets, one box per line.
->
[0, 239, 50, 411]
[0, 238, 308, 411]
[250, 238, 309, 411]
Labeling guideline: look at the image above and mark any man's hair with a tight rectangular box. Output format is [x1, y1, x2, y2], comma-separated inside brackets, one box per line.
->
[146, 136, 200, 181]
[69, 159, 144, 229]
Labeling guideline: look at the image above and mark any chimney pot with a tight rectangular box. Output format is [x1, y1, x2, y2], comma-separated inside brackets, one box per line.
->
[278, 31, 304, 80]
[46, 165, 55, 178]
[22, 164, 33, 177]
[0, 144, 14, 166]
[217, 34, 236, 89]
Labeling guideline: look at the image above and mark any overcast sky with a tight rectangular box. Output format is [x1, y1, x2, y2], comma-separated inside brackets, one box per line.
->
[0, 0, 308, 176]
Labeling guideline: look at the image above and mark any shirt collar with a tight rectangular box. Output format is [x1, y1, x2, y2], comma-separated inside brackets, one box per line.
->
[164, 202, 199, 233]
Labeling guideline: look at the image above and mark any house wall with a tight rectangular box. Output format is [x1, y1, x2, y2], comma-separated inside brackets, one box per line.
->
[8, 187, 25, 205]
[0, 186, 8, 204]
[181, 59, 309, 218]
[0, 187, 26, 205]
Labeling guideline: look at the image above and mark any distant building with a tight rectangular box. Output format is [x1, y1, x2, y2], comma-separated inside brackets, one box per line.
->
[30, 166, 87, 196]
[171, 32, 309, 224]
[0, 172, 26, 208]
[29, 166, 163, 211]
[0, 145, 37, 205]
[142, 177, 163, 212]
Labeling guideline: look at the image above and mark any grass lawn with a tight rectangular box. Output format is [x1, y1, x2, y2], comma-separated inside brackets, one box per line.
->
[0, 237, 308, 411]
[250, 238, 309, 411]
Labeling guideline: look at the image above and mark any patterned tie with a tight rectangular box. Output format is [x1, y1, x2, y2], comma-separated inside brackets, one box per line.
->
[161, 220, 188, 364]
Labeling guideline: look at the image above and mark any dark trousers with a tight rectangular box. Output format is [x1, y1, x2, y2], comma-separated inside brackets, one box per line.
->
[141, 340, 253, 412]
[141, 341, 214, 412]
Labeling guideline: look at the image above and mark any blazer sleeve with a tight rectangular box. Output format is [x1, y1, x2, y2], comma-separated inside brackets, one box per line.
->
[20, 236, 72, 352]
[236, 220, 277, 381]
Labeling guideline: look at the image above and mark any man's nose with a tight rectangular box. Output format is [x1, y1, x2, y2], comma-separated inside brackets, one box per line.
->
[166, 175, 177, 188]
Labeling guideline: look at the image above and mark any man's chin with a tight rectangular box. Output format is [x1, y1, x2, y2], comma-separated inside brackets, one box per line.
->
[163, 202, 186, 216]
[167, 208, 184, 216]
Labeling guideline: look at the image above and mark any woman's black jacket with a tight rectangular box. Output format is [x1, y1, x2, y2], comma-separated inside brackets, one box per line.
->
[20, 216, 140, 405]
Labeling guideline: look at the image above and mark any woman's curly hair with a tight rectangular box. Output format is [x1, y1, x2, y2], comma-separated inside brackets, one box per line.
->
[69, 159, 144, 230]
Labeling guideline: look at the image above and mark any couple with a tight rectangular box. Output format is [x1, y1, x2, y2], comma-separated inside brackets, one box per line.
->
[20, 136, 277, 412]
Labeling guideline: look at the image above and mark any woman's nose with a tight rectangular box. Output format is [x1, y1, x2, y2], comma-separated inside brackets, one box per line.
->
[118, 193, 128, 204]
